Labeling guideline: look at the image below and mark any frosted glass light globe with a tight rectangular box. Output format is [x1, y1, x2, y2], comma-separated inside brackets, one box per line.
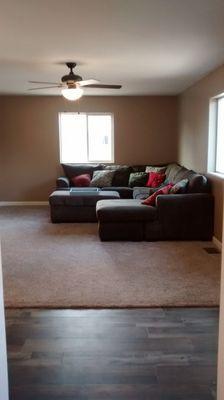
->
[61, 87, 83, 101]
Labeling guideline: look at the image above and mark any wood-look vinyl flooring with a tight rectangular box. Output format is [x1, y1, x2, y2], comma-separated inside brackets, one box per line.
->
[6, 308, 219, 400]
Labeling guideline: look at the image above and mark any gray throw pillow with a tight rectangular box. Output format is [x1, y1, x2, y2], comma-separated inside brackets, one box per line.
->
[90, 170, 115, 187]
[133, 187, 155, 199]
[170, 179, 189, 194]
[145, 166, 167, 174]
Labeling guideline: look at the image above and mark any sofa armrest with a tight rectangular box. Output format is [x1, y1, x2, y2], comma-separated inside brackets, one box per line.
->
[156, 193, 214, 240]
[56, 176, 70, 188]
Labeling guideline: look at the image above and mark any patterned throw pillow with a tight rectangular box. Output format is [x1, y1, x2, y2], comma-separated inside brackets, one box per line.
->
[90, 170, 115, 187]
[142, 183, 174, 206]
[128, 172, 148, 188]
[170, 178, 189, 194]
[146, 172, 166, 188]
[145, 166, 167, 174]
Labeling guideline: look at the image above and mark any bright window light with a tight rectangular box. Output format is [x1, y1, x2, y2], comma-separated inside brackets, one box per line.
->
[88, 115, 112, 162]
[59, 113, 114, 163]
[216, 97, 224, 174]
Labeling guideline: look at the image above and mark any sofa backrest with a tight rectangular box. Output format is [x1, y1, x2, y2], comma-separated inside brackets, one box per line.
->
[62, 163, 102, 181]
[61, 163, 210, 193]
[165, 163, 210, 193]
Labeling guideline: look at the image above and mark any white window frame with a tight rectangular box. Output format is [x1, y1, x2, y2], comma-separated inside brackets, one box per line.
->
[208, 94, 224, 176]
[58, 112, 114, 164]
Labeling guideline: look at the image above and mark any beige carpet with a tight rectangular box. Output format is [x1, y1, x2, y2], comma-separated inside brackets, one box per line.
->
[0, 206, 221, 308]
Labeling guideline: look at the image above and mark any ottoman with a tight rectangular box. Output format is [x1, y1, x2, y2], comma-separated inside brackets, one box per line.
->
[49, 190, 120, 223]
[96, 199, 158, 241]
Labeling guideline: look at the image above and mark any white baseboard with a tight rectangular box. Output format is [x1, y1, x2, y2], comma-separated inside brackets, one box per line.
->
[0, 201, 48, 206]
[213, 236, 222, 252]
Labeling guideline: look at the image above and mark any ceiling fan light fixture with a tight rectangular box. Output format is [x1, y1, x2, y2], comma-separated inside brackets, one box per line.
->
[61, 87, 83, 101]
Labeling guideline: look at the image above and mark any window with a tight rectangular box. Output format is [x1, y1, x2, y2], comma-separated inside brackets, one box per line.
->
[59, 112, 114, 163]
[208, 95, 224, 174]
[215, 97, 224, 174]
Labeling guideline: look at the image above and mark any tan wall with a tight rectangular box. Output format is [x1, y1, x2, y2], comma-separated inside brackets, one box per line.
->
[179, 64, 224, 242]
[0, 95, 178, 202]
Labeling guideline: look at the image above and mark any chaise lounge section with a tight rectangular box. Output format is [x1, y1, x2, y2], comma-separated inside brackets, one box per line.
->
[96, 193, 214, 241]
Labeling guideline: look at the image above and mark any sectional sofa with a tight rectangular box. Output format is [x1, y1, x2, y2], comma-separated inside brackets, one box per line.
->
[54, 162, 214, 241]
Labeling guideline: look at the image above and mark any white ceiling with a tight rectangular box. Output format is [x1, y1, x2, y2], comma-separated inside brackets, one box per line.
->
[0, 0, 224, 96]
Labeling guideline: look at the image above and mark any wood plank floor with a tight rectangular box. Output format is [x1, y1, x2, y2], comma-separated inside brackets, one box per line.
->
[6, 308, 219, 400]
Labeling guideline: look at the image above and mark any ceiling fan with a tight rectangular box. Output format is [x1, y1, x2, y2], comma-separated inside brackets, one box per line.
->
[28, 62, 122, 100]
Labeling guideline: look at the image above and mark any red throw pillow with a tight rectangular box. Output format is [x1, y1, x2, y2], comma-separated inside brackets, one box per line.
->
[71, 174, 91, 187]
[142, 183, 174, 206]
[146, 172, 166, 188]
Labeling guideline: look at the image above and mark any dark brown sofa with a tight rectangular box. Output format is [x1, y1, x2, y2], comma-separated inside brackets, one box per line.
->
[55, 162, 214, 241]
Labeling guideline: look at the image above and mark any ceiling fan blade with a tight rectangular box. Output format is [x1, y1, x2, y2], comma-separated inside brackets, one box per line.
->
[27, 85, 62, 91]
[83, 84, 122, 89]
[78, 79, 100, 87]
[29, 80, 61, 85]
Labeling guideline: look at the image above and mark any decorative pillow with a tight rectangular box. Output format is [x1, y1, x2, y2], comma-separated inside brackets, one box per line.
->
[133, 187, 155, 200]
[104, 165, 133, 186]
[71, 174, 91, 187]
[90, 170, 115, 187]
[132, 165, 147, 173]
[170, 178, 189, 194]
[128, 172, 148, 188]
[112, 167, 133, 186]
[142, 183, 174, 206]
[145, 166, 167, 174]
[146, 172, 166, 188]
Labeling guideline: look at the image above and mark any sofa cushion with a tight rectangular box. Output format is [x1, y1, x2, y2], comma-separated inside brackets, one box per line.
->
[142, 183, 174, 206]
[165, 163, 195, 184]
[104, 165, 133, 186]
[103, 164, 124, 170]
[165, 163, 182, 182]
[90, 170, 115, 187]
[133, 187, 156, 200]
[132, 165, 147, 172]
[96, 199, 158, 222]
[128, 172, 148, 187]
[172, 168, 195, 186]
[188, 174, 209, 193]
[62, 163, 102, 180]
[49, 190, 120, 207]
[113, 167, 133, 186]
[101, 187, 133, 199]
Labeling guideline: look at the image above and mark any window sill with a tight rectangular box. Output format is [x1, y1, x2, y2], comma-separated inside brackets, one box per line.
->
[61, 161, 114, 164]
[207, 171, 224, 179]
